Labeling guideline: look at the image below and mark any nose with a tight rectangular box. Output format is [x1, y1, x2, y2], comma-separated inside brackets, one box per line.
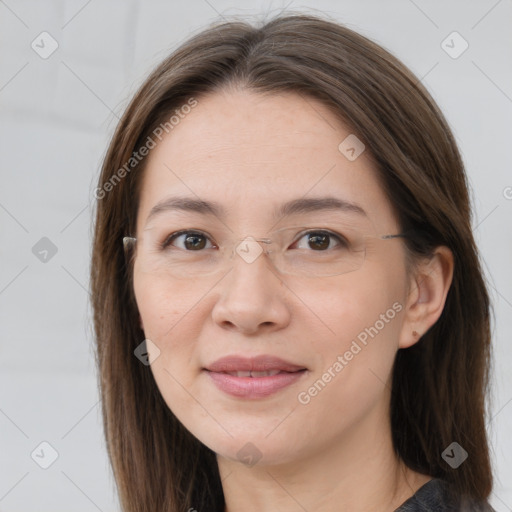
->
[211, 249, 291, 335]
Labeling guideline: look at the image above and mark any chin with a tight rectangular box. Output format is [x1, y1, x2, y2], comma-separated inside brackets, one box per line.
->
[214, 437, 302, 467]
[187, 418, 308, 468]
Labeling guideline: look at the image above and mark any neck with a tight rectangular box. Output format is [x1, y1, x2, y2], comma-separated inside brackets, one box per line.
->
[217, 399, 431, 512]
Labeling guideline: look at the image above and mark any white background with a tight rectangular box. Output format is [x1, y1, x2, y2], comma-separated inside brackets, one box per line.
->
[0, 1, 511, 510]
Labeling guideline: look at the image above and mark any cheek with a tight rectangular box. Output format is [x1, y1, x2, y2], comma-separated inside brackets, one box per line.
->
[133, 272, 210, 420]
[133, 270, 213, 343]
[295, 263, 405, 349]
[132, 272, 214, 404]
[294, 266, 405, 406]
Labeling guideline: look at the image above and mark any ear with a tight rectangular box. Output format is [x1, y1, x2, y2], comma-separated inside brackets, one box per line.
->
[398, 246, 454, 349]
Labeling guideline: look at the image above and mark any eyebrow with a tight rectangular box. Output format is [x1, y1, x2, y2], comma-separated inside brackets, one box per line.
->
[146, 195, 367, 224]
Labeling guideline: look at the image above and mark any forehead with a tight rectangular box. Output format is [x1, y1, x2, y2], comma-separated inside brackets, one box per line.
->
[136, 89, 397, 231]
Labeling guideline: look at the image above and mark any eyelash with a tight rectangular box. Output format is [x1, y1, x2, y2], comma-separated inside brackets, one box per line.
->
[160, 229, 348, 251]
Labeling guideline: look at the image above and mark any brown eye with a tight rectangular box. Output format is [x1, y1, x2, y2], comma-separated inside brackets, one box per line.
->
[306, 233, 330, 250]
[293, 230, 347, 251]
[162, 231, 213, 251]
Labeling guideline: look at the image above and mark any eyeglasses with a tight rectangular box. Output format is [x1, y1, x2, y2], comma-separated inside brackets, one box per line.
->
[123, 224, 408, 279]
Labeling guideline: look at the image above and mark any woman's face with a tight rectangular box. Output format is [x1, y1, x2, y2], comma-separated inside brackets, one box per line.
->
[133, 89, 413, 466]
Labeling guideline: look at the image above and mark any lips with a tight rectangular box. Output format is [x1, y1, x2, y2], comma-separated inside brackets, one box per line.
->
[225, 370, 281, 377]
[204, 355, 307, 399]
[205, 355, 306, 373]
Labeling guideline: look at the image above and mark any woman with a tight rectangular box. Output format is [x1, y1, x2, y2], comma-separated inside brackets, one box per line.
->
[91, 13, 495, 512]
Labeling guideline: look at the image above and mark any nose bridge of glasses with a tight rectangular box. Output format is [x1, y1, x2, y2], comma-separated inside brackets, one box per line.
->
[232, 235, 274, 266]
[230, 228, 308, 274]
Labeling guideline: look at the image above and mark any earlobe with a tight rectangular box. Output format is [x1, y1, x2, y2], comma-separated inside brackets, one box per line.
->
[399, 246, 454, 349]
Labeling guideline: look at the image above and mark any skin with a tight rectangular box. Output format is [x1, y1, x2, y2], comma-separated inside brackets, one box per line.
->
[132, 88, 454, 512]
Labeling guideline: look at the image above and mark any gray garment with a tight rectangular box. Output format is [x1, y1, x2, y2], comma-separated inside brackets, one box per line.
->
[395, 479, 496, 512]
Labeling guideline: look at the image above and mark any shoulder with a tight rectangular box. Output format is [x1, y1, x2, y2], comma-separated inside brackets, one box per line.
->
[395, 478, 496, 512]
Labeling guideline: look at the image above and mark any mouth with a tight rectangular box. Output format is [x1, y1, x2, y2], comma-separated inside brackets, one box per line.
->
[221, 369, 295, 377]
[203, 355, 308, 399]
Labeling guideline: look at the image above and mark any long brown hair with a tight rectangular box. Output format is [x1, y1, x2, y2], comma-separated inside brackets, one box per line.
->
[91, 13, 493, 511]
